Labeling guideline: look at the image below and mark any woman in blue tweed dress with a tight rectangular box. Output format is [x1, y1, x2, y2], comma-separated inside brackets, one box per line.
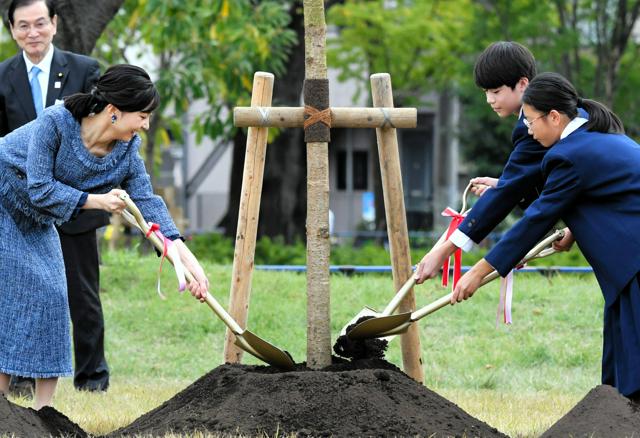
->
[0, 65, 209, 409]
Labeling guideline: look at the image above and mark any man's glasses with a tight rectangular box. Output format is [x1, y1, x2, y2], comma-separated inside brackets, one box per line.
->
[523, 113, 548, 129]
[14, 19, 51, 34]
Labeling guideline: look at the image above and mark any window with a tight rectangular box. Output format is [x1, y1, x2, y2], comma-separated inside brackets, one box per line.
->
[337, 150, 369, 191]
[401, 113, 435, 229]
[352, 151, 368, 190]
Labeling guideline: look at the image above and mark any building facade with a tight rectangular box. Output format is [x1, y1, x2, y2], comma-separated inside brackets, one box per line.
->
[167, 69, 463, 236]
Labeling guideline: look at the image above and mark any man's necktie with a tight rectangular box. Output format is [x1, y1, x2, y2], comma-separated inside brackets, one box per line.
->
[30, 66, 43, 116]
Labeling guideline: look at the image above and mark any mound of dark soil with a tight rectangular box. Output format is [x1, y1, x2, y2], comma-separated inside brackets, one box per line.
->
[540, 385, 640, 438]
[0, 394, 86, 438]
[109, 358, 507, 438]
[333, 316, 389, 360]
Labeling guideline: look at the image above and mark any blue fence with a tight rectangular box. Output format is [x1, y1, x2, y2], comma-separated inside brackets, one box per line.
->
[256, 265, 593, 274]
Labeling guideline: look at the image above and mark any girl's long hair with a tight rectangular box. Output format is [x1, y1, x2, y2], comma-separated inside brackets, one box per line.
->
[522, 72, 624, 134]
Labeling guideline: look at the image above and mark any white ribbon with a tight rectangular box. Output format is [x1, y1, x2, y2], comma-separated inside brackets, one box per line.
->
[496, 270, 514, 326]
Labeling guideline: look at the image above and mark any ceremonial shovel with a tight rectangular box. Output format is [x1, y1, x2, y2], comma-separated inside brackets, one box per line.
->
[118, 194, 296, 370]
[346, 229, 564, 340]
[338, 182, 482, 338]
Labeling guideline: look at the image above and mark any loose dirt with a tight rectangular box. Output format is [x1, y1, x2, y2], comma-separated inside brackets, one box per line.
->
[540, 384, 640, 438]
[3, 363, 639, 437]
[0, 394, 86, 438]
[332, 316, 389, 360]
[109, 358, 507, 438]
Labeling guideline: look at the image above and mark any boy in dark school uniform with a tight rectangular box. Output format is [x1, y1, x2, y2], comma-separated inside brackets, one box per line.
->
[414, 41, 545, 283]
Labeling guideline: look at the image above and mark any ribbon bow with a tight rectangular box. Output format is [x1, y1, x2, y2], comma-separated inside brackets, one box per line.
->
[441, 207, 467, 290]
[146, 222, 187, 299]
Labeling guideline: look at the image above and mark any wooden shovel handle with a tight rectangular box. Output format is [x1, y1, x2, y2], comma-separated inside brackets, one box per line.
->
[118, 194, 246, 335]
[411, 229, 565, 321]
[382, 181, 490, 315]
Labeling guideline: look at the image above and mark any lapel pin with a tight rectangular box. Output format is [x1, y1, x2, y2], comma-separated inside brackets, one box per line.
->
[54, 81, 61, 89]
[58, 72, 63, 78]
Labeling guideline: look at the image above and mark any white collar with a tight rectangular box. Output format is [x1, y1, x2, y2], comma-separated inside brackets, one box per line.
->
[560, 117, 588, 139]
[23, 44, 54, 75]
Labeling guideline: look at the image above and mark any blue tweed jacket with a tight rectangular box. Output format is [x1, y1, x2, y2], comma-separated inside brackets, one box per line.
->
[0, 104, 179, 238]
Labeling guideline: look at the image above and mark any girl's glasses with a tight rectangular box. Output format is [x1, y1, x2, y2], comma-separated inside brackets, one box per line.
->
[523, 113, 548, 129]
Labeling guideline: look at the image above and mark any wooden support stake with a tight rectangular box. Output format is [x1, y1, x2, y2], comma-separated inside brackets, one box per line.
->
[223, 72, 274, 364]
[370, 73, 424, 383]
[234, 107, 417, 129]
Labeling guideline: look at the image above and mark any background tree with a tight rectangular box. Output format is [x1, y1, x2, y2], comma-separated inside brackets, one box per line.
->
[462, 0, 640, 175]
[328, 0, 640, 181]
[94, 0, 296, 190]
[220, 1, 308, 243]
[222, 0, 344, 243]
[2, 0, 638, 239]
[327, 0, 473, 231]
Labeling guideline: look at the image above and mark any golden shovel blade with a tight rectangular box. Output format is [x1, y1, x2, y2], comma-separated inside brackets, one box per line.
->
[234, 330, 296, 371]
[338, 306, 382, 337]
[346, 312, 412, 340]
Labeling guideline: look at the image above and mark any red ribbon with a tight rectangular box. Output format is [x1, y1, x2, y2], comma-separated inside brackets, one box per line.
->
[441, 207, 466, 289]
[146, 222, 168, 257]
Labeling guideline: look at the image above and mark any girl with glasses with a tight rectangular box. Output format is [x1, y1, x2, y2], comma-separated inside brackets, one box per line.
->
[453, 72, 640, 403]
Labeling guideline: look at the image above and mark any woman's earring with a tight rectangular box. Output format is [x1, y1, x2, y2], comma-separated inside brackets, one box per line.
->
[111, 114, 117, 124]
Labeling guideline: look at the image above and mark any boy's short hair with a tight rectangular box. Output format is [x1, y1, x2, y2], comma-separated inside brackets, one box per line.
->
[474, 41, 537, 90]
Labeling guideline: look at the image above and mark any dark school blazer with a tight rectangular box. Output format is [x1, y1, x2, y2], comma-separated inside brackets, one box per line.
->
[458, 114, 547, 243]
[486, 125, 640, 307]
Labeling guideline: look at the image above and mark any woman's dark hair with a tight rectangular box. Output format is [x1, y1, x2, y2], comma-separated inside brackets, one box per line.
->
[64, 64, 160, 121]
[8, 0, 55, 25]
[474, 41, 537, 90]
[523, 72, 624, 134]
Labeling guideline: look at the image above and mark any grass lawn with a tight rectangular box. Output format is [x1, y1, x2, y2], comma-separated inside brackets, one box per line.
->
[9, 249, 604, 437]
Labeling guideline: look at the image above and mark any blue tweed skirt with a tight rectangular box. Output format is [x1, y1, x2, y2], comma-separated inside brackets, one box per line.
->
[0, 200, 72, 378]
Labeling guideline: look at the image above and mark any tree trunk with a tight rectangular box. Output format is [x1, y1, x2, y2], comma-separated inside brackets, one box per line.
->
[553, 0, 580, 83]
[218, 129, 248, 239]
[221, 2, 307, 242]
[144, 115, 161, 187]
[591, 0, 640, 107]
[372, 137, 386, 236]
[604, 0, 640, 107]
[259, 3, 307, 243]
[303, 0, 331, 370]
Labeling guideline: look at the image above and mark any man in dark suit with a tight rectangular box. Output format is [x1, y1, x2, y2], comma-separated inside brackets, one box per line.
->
[0, 0, 110, 393]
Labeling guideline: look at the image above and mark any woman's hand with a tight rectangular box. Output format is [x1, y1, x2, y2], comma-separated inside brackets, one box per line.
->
[552, 227, 575, 252]
[469, 177, 498, 196]
[173, 239, 209, 302]
[414, 240, 457, 284]
[451, 259, 495, 304]
[85, 189, 128, 214]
